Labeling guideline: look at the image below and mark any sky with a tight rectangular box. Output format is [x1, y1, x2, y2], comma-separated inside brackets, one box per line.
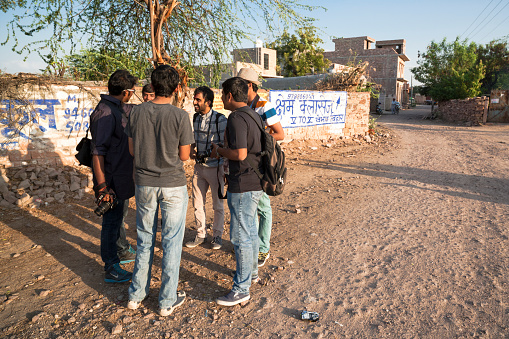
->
[1, 0, 508, 84]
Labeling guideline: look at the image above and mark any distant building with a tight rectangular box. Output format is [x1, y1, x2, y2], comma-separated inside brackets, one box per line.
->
[197, 40, 281, 86]
[324, 36, 410, 106]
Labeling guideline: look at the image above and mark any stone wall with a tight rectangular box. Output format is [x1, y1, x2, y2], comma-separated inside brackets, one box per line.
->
[438, 97, 489, 125]
[1, 83, 369, 168]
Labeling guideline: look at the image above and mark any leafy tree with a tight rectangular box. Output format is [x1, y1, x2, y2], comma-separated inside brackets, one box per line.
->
[411, 38, 485, 102]
[267, 26, 329, 77]
[2, 0, 318, 86]
[476, 38, 509, 93]
[65, 49, 153, 81]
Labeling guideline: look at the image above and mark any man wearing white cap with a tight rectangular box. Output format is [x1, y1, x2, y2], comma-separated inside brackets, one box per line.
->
[236, 67, 284, 268]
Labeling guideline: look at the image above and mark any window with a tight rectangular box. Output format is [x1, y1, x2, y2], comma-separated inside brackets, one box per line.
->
[264, 53, 269, 70]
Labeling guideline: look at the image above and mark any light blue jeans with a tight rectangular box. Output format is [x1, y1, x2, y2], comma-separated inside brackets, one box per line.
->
[128, 185, 188, 309]
[227, 190, 263, 295]
[256, 192, 272, 254]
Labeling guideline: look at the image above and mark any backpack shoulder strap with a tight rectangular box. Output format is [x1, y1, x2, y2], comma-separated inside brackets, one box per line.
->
[240, 108, 265, 180]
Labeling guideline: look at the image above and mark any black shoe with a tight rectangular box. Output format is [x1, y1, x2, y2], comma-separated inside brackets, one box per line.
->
[105, 263, 132, 283]
[118, 245, 136, 264]
[211, 236, 223, 250]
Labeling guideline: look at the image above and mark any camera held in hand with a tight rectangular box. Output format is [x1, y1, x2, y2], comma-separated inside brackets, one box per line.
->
[95, 191, 118, 216]
[195, 149, 212, 164]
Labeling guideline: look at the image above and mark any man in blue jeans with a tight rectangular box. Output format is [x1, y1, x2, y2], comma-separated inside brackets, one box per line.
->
[90, 69, 137, 283]
[126, 65, 194, 317]
[211, 77, 263, 306]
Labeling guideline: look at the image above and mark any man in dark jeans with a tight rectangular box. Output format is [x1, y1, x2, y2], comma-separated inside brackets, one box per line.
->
[211, 77, 264, 306]
[90, 69, 137, 283]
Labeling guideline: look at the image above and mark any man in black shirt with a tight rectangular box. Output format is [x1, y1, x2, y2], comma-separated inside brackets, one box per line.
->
[211, 77, 263, 306]
[90, 70, 137, 283]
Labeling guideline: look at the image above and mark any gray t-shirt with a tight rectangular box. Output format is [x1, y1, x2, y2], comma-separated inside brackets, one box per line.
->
[126, 101, 194, 187]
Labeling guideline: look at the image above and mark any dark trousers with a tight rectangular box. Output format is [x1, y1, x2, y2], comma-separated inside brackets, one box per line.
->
[101, 199, 126, 270]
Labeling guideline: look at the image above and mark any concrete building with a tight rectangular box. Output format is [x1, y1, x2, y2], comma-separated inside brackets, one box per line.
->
[197, 40, 280, 86]
[324, 36, 410, 107]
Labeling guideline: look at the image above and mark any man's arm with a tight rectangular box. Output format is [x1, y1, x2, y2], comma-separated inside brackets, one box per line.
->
[92, 154, 114, 202]
[128, 137, 134, 157]
[179, 144, 191, 161]
[211, 143, 247, 161]
[268, 122, 285, 141]
[189, 143, 197, 159]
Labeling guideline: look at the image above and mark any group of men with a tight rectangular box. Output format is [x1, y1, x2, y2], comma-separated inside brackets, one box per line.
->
[89, 66, 284, 315]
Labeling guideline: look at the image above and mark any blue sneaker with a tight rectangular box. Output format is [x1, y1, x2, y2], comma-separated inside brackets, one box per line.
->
[119, 245, 136, 264]
[105, 263, 132, 283]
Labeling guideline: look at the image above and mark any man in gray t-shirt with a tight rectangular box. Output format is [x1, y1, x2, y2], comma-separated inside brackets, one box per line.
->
[125, 65, 194, 317]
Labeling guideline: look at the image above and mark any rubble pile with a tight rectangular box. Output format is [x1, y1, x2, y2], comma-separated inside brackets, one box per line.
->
[0, 166, 92, 209]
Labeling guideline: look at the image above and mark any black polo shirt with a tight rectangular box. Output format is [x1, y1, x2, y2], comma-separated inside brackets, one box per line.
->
[226, 106, 263, 193]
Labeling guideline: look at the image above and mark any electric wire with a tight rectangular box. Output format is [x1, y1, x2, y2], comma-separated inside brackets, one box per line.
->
[480, 13, 509, 41]
[460, 0, 495, 38]
[465, 0, 505, 40]
[470, 1, 509, 40]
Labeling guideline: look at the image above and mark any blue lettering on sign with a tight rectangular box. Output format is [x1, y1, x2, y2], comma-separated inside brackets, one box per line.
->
[270, 90, 347, 129]
[0, 99, 61, 140]
[67, 95, 77, 102]
[0, 141, 19, 150]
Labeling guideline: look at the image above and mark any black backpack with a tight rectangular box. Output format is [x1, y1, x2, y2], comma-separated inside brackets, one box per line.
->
[244, 109, 287, 196]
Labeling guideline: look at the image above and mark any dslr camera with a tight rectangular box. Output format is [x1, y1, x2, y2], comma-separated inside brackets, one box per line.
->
[95, 190, 118, 216]
[195, 149, 212, 164]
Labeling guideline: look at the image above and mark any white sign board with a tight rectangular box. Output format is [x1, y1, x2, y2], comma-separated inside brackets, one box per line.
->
[269, 90, 348, 128]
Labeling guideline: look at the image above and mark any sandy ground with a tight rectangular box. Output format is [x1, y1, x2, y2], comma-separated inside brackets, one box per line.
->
[1, 105, 508, 338]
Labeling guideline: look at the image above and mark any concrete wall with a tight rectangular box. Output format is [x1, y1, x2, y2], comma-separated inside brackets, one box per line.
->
[0, 83, 369, 168]
[438, 97, 489, 125]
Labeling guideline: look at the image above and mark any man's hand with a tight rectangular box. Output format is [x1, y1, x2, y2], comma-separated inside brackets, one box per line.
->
[211, 142, 220, 159]
[94, 183, 115, 203]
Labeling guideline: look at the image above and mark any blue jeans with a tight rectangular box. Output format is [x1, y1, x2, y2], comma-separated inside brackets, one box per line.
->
[101, 199, 126, 270]
[256, 192, 272, 254]
[116, 201, 130, 254]
[128, 185, 188, 309]
[227, 190, 263, 295]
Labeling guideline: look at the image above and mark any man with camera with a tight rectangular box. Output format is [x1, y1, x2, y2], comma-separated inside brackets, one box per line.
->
[90, 69, 137, 283]
[185, 86, 227, 250]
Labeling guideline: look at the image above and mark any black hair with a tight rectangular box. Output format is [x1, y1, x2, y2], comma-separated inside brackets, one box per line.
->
[142, 84, 154, 94]
[108, 70, 138, 96]
[151, 65, 179, 97]
[194, 86, 214, 107]
[221, 77, 248, 103]
[252, 83, 259, 92]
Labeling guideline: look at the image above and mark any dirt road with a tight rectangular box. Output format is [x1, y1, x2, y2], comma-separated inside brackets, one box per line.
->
[1, 105, 508, 338]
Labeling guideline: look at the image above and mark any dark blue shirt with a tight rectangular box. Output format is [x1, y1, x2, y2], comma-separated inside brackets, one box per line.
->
[90, 94, 134, 200]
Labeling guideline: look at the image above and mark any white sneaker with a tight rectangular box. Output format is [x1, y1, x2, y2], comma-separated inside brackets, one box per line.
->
[127, 300, 141, 310]
[160, 291, 186, 317]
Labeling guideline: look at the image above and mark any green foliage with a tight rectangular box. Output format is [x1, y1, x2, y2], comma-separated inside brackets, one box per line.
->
[411, 38, 485, 102]
[495, 71, 509, 89]
[64, 49, 152, 81]
[476, 38, 509, 93]
[3, 0, 319, 85]
[267, 26, 330, 77]
[368, 116, 378, 135]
